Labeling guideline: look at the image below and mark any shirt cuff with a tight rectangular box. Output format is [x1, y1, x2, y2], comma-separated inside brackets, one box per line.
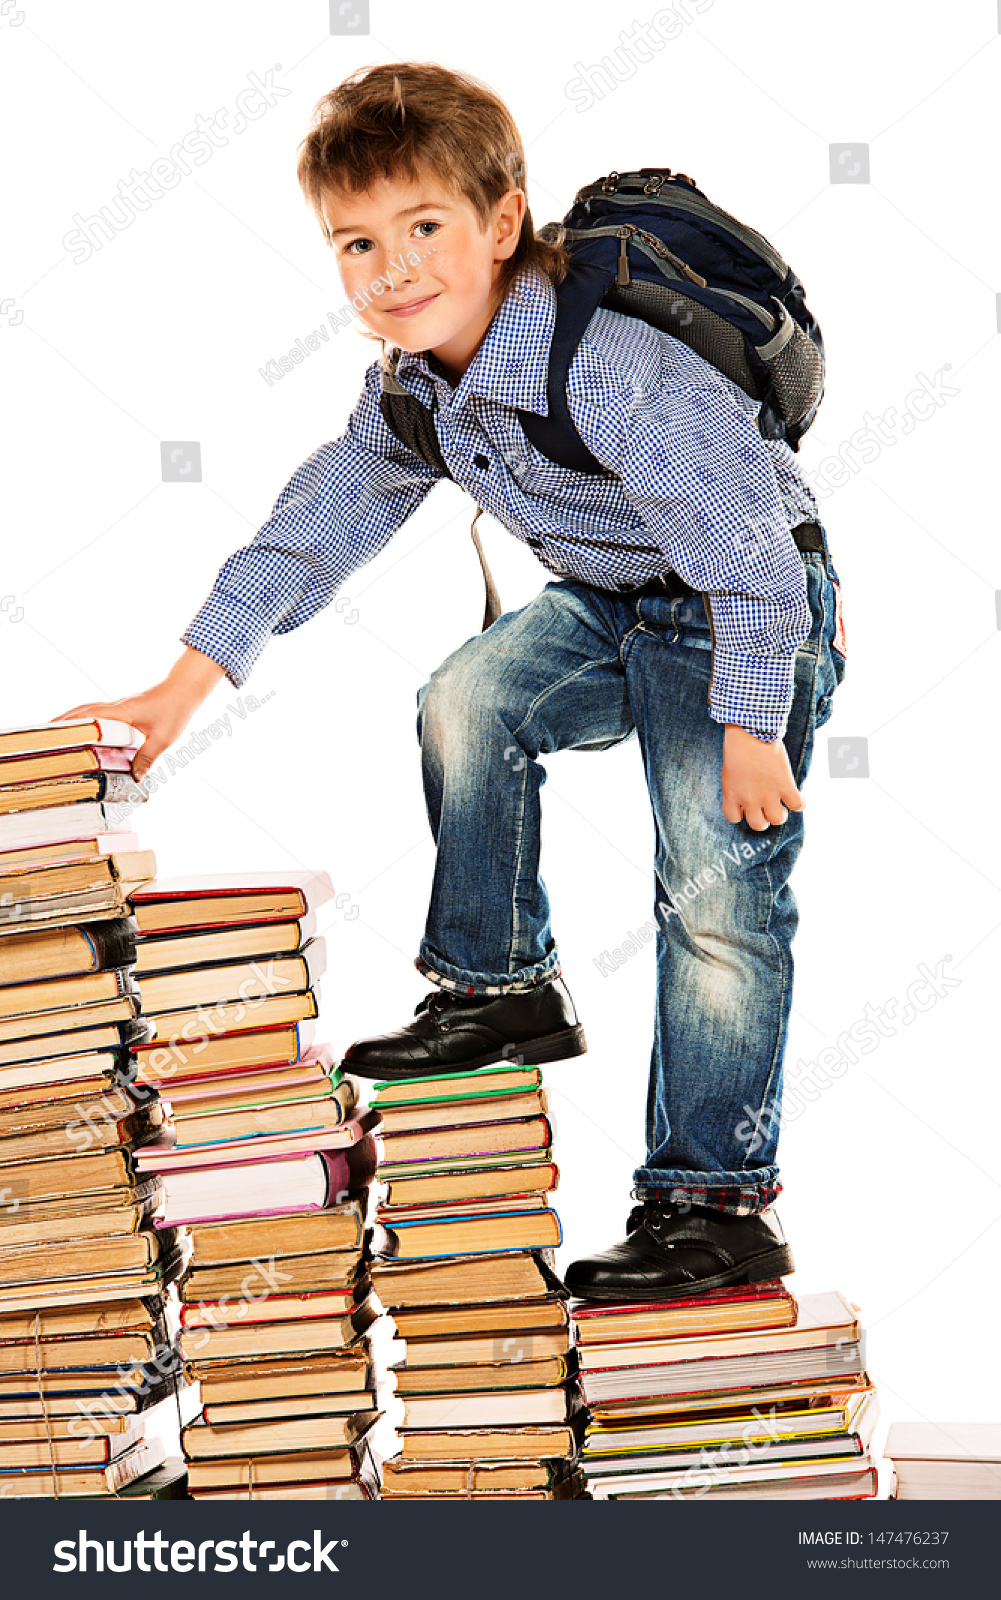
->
[180, 592, 276, 691]
[708, 649, 796, 743]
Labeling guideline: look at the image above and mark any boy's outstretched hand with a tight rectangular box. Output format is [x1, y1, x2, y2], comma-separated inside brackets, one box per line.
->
[722, 722, 805, 832]
[51, 648, 227, 783]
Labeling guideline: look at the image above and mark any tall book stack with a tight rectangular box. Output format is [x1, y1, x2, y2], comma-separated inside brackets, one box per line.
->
[125, 873, 391, 1500]
[0, 717, 185, 1497]
[571, 1280, 881, 1500]
[366, 1065, 588, 1499]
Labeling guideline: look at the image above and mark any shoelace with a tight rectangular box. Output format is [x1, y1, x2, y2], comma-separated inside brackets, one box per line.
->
[413, 989, 481, 1019]
[626, 1200, 682, 1234]
[413, 990, 449, 1018]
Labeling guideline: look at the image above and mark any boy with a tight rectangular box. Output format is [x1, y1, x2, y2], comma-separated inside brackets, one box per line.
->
[56, 62, 846, 1300]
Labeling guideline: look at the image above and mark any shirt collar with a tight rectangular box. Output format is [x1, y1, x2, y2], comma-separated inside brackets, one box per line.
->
[391, 262, 553, 417]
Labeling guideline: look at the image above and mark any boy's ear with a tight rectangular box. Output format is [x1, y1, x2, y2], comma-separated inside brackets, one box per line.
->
[495, 189, 526, 261]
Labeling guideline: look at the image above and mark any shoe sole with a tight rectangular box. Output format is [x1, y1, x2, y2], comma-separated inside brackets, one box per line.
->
[344, 1023, 587, 1081]
[565, 1243, 795, 1302]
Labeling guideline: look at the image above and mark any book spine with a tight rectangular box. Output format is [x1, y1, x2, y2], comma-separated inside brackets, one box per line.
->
[301, 936, 327, 986]
[79, 917, 138, 973]
[316, 1148, 352, 1205]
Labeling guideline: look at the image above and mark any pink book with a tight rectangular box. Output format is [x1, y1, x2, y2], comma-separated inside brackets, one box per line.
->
[137, 1108, 381, 1174]
[154, 1141, 378, 1227]
[92, 746, 139, 773]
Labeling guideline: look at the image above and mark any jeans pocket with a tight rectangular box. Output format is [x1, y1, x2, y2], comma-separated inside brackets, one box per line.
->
[785, 562, 834, 781]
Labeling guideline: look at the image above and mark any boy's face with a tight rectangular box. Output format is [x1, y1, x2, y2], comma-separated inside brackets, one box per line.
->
[320, 173, 523, 368]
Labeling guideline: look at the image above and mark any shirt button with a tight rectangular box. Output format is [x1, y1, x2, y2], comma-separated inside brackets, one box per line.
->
[473, 453, 489, 469]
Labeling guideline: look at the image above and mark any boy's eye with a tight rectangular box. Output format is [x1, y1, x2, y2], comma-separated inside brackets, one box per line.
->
[342, 220, 440, 255]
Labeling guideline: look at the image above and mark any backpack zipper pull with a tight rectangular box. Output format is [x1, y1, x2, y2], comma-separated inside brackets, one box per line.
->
[637, 228, 708, 288]
[616, 225, 634, 286]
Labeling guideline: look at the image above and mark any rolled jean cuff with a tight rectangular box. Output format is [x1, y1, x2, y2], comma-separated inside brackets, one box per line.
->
[415, 943, 562, 997]
[632, 1166, 782, 1217]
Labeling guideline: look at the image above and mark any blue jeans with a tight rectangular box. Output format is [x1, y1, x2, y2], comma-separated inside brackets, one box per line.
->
[414, 528, 846, 1208]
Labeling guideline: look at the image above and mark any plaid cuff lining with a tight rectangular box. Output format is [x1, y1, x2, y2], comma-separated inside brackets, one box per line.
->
[635, 1182, 783, 1217]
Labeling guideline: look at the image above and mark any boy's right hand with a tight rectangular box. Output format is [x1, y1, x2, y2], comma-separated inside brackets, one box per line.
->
[52, 648, 228, 782]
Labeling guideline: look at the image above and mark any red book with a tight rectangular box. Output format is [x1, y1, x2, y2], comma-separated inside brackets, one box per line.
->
[573, 1280, 798, 1343]
[0, 718, 144, 760]
[130, 872, 334, 934]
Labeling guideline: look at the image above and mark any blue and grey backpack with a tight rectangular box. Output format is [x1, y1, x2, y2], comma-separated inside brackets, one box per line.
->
[379, 167, 825, 627]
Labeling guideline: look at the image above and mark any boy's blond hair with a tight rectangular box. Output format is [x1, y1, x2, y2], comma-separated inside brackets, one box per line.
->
[297, 61, 570, 360]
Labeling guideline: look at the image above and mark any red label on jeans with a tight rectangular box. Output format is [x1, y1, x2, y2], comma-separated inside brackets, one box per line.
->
[831, 577, 847, 659]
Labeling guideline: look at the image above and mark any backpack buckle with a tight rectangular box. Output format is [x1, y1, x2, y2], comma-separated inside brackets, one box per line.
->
[601, 170, 621, 194]
[643, 173, 665, 196]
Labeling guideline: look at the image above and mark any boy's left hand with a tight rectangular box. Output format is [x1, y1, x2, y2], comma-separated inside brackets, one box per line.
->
[722, 722, 805, 832]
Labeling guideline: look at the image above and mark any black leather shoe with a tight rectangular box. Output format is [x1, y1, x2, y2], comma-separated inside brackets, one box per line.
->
[341, 975, 587, 1080]
[564, 1199, 794, 1301]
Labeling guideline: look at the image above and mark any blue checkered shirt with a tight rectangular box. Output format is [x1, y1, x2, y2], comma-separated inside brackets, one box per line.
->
[181, 263, 824, 740]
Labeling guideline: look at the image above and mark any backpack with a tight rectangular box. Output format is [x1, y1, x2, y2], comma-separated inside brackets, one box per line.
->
[379, 166, 825, 628]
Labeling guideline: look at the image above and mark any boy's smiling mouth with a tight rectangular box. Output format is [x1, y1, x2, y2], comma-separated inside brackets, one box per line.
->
[383, 292, 440, 318]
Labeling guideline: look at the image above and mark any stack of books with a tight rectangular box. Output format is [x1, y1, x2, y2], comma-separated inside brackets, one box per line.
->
[0, 716, 185, 1496]
[885, 1422, 1001, 1499]
[368, 1065, 588, 1499]
[124, 872, 391, 1500]
[571, 1281, 881, 1500]
[0, 717, 153, 933]
[0, 1299, 183, 1498]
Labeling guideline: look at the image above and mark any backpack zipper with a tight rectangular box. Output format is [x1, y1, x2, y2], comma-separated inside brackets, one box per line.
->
[570, 225, 776, 331]
[591, 189, 787, 278]
[616, 224, 707, 288]
[620, 233, 775, 328]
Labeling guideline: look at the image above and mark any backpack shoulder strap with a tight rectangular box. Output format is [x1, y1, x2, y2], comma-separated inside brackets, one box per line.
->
[379, 360, 501, 631]
[515, 258, 618, 477]
[379, 357, 455, 481]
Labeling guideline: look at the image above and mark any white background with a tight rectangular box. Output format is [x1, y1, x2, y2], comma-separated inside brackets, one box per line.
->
[2, 0, 1000, 1470]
